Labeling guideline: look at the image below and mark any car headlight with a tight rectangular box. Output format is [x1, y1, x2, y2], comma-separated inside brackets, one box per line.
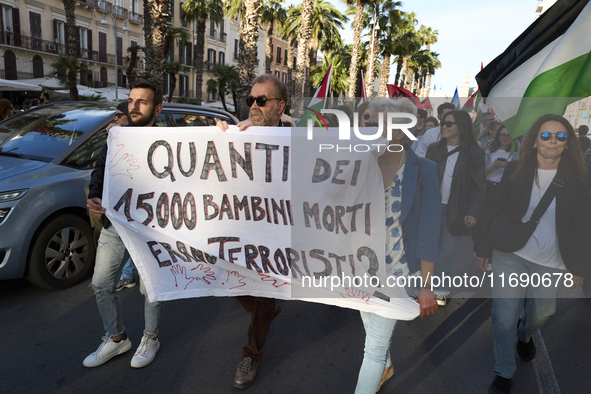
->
[0, 189, 28, 202]
[0, 208, 10, 224]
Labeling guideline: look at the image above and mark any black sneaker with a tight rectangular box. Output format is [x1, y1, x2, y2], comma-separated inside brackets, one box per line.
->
[516, 338, 536, 361]
[488, 375, 512, 394]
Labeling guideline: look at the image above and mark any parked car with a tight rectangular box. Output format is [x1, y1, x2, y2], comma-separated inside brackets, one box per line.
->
[0, 101, 238, 289]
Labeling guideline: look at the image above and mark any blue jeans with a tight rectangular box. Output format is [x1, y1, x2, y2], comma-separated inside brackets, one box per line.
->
[491, 250, 564, 379]
[121, 258, 136, 280]
[433, 205, 461, 295]
[355, 311, 397, 394]
[91, 224, 164, 338]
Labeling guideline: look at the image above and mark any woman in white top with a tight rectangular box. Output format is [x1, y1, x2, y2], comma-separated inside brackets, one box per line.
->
[476, 114, 589, 394]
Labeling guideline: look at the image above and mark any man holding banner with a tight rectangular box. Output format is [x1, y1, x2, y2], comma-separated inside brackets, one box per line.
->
[219, 74, 288, 389]
[83, 81, 165, 369]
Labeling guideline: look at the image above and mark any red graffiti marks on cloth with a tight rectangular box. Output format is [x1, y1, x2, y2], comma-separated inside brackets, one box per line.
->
[340, 287, 371, 304]
[107, 129, 140, 178]
[221, 271, 247, 290]
[191, 263, 216, 284]
[257, 272, 291, 288]
[170, 263, 216, 290]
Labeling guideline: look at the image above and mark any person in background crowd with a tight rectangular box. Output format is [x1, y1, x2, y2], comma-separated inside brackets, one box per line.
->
[577, 125, 589, 156]
[475, 112, 495, 136]
[478, 120, 504, 151]
[411, 116, 439, 152]
[40, 91, 50, 104]
[476, 114, 589, 394]
[415, 109, 428, 135]
[30, 98, 40, 108]
[426, 110, 486, 306]
[218, 74, 286, 389]
[354, 98, 440, 393]
[0, 99, 15, 120]
[471, 125, 518, 258]
[84, 81, 165, 370]
[414, 102, 456, 157]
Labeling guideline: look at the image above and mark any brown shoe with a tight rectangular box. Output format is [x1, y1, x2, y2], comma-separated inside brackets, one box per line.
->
[233, 356, 259, 389]
[377, 365, 394, 392]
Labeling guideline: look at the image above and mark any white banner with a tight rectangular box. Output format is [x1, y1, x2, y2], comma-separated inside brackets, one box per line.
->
[103, 126, 419, 320]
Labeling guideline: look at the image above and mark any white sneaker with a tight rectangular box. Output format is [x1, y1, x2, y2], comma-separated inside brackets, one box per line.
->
[131, 335, 160, 368]
[435, 295, 447, 306]
[83, 336, 132, 367]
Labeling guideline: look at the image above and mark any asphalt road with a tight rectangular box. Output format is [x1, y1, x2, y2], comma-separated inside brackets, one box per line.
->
[1, 237, 590, 394]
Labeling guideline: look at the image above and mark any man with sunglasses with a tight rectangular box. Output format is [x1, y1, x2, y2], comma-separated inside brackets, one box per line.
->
[218, 74, 287, 389]
[85, 80, 165, 370]
[414, 102, 456, 158]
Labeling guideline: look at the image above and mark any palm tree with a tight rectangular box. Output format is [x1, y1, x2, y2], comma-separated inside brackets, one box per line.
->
[294, 0, 314, 97]
[261, 0, 287, 74]
[421, 50, 441, 97]
[144, 0, 170, 86]
[63, 0, 80, 100]
[418, 25, 438, 51]
[126, 45, 144, 88]
[277, 5, 298, 96]
[392, 12, 420, 89]
[183, 0, 224, 104]
[163, 61, 184, 102]
[211, 63, 240, 112]
[206, 78, 218, 101]
[163, 26, 191, 63]
[286, 0, 347, 70]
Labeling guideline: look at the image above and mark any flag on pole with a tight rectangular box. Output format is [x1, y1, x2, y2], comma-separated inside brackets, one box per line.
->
[357, 69, 368, 108]
[451, 87, 460, 109]
[461, 90, 478, 113]
[422, 97, 433, 114]
[476, 0, 591, 138]
[296, 59, 334, 127]
[386, 84, 426, 109]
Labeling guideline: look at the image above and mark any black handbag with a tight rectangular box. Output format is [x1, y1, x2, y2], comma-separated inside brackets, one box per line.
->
[490, 176, 564, 253]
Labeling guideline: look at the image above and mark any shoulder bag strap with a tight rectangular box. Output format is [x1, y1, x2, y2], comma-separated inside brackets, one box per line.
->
[530, 177, 564, 223]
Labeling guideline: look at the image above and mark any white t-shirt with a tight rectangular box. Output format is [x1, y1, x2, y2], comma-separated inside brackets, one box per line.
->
[415, 126, 441, 158]
[514, 169, 566, 270]
[487, 150, 511, 183]
[441, 145, 459, 205]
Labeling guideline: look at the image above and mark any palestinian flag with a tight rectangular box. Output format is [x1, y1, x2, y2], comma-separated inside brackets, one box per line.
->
[387, 84, 426, 109]
[476, 0, 591, 138]
[451, 87, 460, 109]
[296, 59, 334, 127]
[461, 90, 478, 113]
[422, 97, 433, 114]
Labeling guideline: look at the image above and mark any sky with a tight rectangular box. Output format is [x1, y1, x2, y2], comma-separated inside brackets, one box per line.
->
[286, 0, 537, 97]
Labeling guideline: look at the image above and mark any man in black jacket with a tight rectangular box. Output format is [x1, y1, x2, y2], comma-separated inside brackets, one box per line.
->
[83, 80, 165, 369]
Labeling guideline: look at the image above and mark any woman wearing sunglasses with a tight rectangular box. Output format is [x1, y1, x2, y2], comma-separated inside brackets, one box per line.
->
[471, 126, 518, 259]
[475, 114, 589, 394]
[426, 110, 486, 306]
[354, 98, 441, 393]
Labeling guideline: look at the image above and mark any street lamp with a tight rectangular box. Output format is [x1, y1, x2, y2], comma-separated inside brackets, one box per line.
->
[101, 11, 128, 101]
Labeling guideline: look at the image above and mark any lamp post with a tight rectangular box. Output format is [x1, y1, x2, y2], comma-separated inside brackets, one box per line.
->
[366, 11, 391, 98]
[101, 10, 128, 101]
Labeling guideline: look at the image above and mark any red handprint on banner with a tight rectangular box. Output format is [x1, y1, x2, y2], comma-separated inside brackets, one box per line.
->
[221, 271, 247, 290]
[257, 272, 291, 288]
[107, 129, 140, 178]
[191, 263, 216, 284]
[170, 264, 196, 290]
[340, 287, 371, 304]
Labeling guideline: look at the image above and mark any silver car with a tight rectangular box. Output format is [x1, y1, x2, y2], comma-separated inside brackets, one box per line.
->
[0, 101, 238, 289]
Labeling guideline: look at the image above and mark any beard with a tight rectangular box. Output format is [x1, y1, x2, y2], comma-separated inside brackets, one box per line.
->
[249, 103, 279, 126]
[129, 107, 156, 126]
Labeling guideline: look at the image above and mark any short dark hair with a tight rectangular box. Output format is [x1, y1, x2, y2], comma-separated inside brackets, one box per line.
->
[437, 102, 456, 117]
[251, 74, 288, 111]
[579, 125, 589, 136]
[116, 101, 129, 115]
[425, 116, 438, 127]
[31, 98, 40, 106]
[482, 112, 494, 120]
[417, 109, 428, 119]
[130, 80, 163, 106]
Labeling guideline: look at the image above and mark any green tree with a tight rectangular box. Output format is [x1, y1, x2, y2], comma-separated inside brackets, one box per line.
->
[294, 0, 314, 97]
[310, 52, 350, 107]
[183, 0, 224, 103]
[261, 0, 287, 74]
[163, 61, 184, 102]
[126, 45, 144, 88]
[143, 0, 171, 86]
[211, 63, 240, 112]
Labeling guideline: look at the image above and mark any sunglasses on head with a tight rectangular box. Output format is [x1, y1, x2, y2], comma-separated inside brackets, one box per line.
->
[246, 96, 281, 107]
[540, 131, 568, 141]
[442, 121, 456, 128]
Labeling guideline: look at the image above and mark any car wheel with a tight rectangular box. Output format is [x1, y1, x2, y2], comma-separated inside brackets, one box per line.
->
[26, 214, 96, 290]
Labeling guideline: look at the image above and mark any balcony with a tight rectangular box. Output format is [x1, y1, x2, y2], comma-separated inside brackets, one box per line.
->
[169, 54, 193, 67]
[114, 5, 128, 18]
[129, 11, 143, 24]
[220, 32, 227, 42]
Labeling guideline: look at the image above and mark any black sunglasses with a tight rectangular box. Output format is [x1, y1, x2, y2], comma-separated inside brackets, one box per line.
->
[442, 121, 457, 128]
[540, 131, 568, 141]
[115, 113, 125, 118]
[246, 96, 281, 107]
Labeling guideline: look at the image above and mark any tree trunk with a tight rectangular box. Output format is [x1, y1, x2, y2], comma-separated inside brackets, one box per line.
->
[295, 0, 313, 98]
[404, 66, 414, 92]
[126, 47, 141, 88]
[287, 40, 294, 96]
[366, 30, 380, 97]
[401, 56, 410, 90]
[63, 0, 79, 100]
[394, 56, 403, 86]
[168, 73, 177, 102]
[425, 73, 432, 97]
[308, 38, 319, 70]
[347, 2, 364, 98]
[378, 52, 391, 97]
[239, 0, 261, 98]
[144, 0, 169, 86]
[265, 24, 273, 74]
[194, 18, 206, 103]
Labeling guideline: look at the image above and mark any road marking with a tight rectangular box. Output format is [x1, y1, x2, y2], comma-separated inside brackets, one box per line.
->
[532, 330, 561, 394]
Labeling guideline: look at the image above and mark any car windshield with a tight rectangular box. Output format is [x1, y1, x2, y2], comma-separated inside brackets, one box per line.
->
[0, 103, 115, 162]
